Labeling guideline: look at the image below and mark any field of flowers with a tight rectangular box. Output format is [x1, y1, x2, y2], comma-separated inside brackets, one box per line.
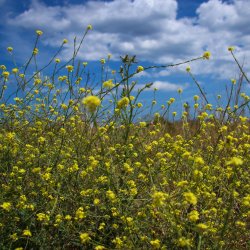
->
[0, 27, 250, 249]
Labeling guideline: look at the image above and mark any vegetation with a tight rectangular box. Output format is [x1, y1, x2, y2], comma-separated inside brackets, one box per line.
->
[0, 26, 250, 249]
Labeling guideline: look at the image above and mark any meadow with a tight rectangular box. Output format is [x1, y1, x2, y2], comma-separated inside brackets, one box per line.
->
[0, 26, 250, 249]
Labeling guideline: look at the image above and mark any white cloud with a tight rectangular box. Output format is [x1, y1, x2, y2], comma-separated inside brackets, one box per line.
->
[136, 80, 188, 92]
[3, 0, 250, 79]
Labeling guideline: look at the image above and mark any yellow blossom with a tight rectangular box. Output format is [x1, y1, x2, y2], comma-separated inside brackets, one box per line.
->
[203, 51, 211, 59]
[22, 229, 32, 237]
[0, 202, 12, 211]
[82, 95, 101, 112]
[136, 66, 144, 73]
[183, 192, 197, 205]
[80, 232, 91, 244]
[117, 97, 129, 109]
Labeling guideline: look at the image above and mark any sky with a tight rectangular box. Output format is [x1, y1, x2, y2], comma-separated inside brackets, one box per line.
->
[1, 0, 250, 116]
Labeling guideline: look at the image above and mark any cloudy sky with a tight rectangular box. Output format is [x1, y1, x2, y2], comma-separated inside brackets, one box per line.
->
[1, 0, 250, 112]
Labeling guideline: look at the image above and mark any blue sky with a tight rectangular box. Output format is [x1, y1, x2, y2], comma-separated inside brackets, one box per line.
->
[1, 0, 249, 117]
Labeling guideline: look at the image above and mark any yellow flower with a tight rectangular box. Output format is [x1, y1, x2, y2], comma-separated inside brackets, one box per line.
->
[183, 192, 197, 205]
[75, 207, 86, 220]
[7, 47, 13, 52]
[87, 24, 93, 30]
[103, 79, 115, 88]
[55, 58, 61, 63]
[66, 65, 74, 72]
[95, 245, 105, 250]
[0, 202, 12, 211]
[188, 210, 199, 222]
[177, 237, 192, 247]
[63, 39, 68, 44]
[117, 97, 129, 109]
[231, 78, 236, 85]
[150, 239, 161, 249]
[203, 51, 211, 60]
[80, 232, 91, 244]
[226, 157, 243, 166]
[106, 190, 116, 202]
[196, 223, 208, 232]
[151, 191, 167, 206]
[137, 102, 143, 108]
[22, 229, 32, 237]
[193, 95, 199, 101]
[83, 62, 88, 67]
[33, 48, 39, 55]
[12, 68, 19, 74]
[177, 88, 183, 94]
[36, 30, 43, 36]
[228, 46, 234, 52]
[2, 71, 10, 78]
[186, 65, 191, 72]
[82, 95, 101, 112]
[100, 58, 106, 64]
[136, 65, 144, 73]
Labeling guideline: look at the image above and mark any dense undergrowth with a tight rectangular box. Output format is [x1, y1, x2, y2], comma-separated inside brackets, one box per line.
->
[0, 26, 250, 249]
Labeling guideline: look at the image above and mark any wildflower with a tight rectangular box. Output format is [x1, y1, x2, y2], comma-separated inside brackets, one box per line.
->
[137, 102, 143, 108]
[106, 190, 116, 202]
[33, 48, 39, 55]
[36, 30, 43, 36]
[136, 65, 144, 73]
[80, 232, 91, 244]
[55, 58, 60, 63]
[203, 51, 211, 59]
[12, 68, 19, 74]
[188, 210, 199, 222]
[183, 192, 197, 205]
[93, 198, 100, 205]
[103, 79, 114, 88]
[117, 97, 129, 109]
[226, 157, 243, 166]
[7, 47, 13, 52]
[172, 111, 177, 117]
[152, 191, 168, 206]
[150, 239, 161, 249]
[63, 39, 68, 44]
[193, 95, 199, 101]
[177, 237, 192, 247]
[108, 53, 112, 59]
[22, 229, 32, 237]
[95, 245, 105, 250]
[2, 71, 10, 78]
[10, 233, 18, 241]
[178, 88, 183, 94]
[82, 95, 101, 112]
[228, 46, 234, 52]
[0, 202, 12, 211]
[82, 62, 88, 67]
[196, 223, 208, 232]
[186, 65, 191, 72]
[75, 207, 86, 220]
[87, 24, 93, 30]
[139, 122, 146, 127]
[65, 215, 72, 221]
[66, 65, 74, 72]
[100, 58, 106, 64]
[231, 79, 236, 85]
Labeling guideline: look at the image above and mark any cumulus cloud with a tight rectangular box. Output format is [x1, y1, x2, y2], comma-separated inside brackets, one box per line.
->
[136, 80, 188, 92]
[3, 0, 250, 79]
